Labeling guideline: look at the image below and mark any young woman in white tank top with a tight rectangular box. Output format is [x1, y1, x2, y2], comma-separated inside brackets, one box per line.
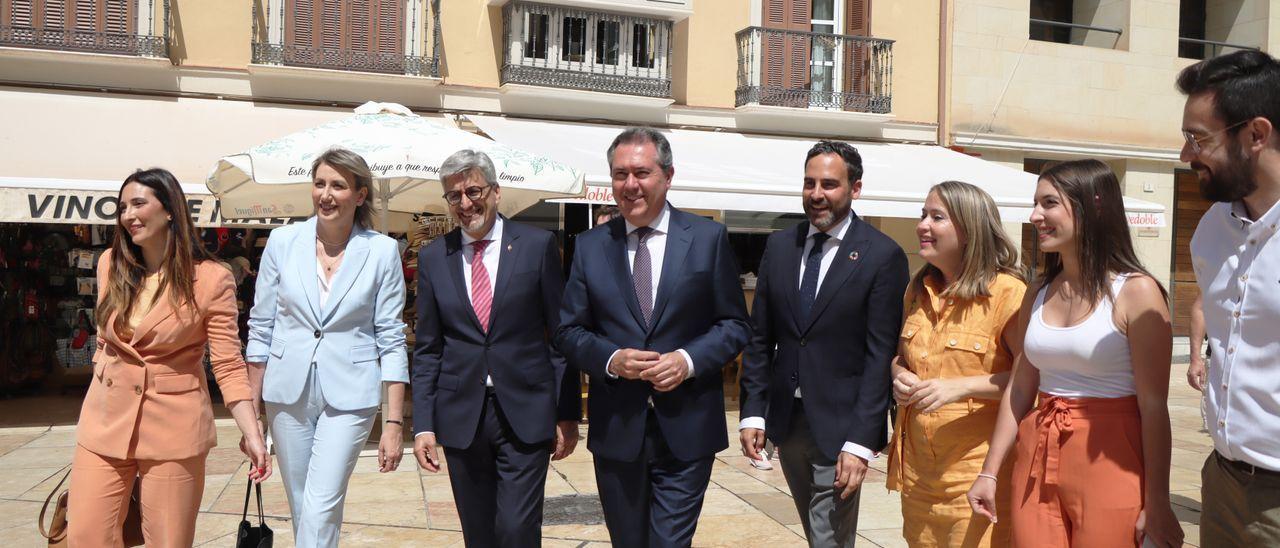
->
[966, 160, 1184, 548]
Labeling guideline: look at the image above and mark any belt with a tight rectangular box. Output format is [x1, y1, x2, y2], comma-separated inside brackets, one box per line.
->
[1217, 451, 1280, 477]
[1028, 395, 1073, 487]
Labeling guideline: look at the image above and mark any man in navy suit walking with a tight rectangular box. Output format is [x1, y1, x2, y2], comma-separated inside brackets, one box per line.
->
[412, 149, 581, 547]
[739, 141, 909, 547]
[556, 128, 751, 547]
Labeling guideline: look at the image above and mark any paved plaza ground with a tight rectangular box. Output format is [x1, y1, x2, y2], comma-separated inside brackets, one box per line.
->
[0, 350, 1209, 546]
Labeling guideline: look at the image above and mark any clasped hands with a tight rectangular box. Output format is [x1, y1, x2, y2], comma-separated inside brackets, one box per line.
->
[609, 348, 688, 392]
[893, 370, 964, 413]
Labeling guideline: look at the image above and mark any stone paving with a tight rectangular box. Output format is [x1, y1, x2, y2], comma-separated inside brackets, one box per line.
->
[0, 355, 1210, 547]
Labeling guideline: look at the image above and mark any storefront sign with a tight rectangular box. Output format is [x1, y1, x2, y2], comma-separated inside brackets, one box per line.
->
[1, 188, 296, 227]
[1125, 212, 1165, 228]
[582, 185, 614, 204]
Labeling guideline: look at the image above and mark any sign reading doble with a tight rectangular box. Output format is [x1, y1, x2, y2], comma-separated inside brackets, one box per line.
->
[2, 188, 294, 227]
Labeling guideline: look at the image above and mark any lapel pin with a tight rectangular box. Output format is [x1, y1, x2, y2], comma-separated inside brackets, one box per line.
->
[849, 251, 860, 261]
[507, 244, 513, 252]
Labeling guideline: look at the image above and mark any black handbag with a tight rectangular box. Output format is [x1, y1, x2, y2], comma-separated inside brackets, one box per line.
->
[236, 478, 273, 548]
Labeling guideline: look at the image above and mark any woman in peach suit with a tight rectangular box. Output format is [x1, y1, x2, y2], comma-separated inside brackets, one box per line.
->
[70, 168, 271, 547]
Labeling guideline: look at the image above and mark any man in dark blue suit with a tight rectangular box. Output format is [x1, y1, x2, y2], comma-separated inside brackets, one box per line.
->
[739, 141, 908, 547]
[556, 128, 751, 547]
[411, 149, 581, 547]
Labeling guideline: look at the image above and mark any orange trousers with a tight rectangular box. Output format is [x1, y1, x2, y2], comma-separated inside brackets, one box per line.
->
[1010, 393, 1144, 548]
[67, 444, 207, 548]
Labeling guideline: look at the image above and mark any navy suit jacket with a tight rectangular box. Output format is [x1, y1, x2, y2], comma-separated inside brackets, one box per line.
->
[556, 206, 751, 462]
[740, 215, 909, 460]
[411, 218, 580, 448]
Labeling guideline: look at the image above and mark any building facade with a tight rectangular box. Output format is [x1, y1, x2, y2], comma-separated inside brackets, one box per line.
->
[946, 0, 1279, 333]
[2, 0, 1246, 333]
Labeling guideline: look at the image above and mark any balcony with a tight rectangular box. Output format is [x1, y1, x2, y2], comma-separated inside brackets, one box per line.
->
[0, 0, 169, 58]
[250, 0, 438, 77]
[501, 1, 672, 99]
[735, 26, 893, 114]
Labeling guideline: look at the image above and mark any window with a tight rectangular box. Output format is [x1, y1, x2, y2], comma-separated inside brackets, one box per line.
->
[1178, 0, 1259, 60]
[1178, 0, 1206, 59]
[809, 0, 841, 102]
[632, 23, 655, 69]
[1028, 0, 1125, 48]
[595, 20, 619, 65]
[502, 1, 672, 98]
[524, 13, 549, 59]
[286, 0, 406, 65]
[561, 16, 586, 63]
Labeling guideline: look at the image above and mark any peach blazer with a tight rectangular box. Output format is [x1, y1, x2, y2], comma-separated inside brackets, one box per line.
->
[79, 249, 252, 461]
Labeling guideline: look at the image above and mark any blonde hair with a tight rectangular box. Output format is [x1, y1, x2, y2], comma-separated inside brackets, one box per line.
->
[910, 180, 1024, 301]
[311, 147, 375, 229]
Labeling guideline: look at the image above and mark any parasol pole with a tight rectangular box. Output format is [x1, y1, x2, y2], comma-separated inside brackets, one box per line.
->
[378, 178, 390, 233]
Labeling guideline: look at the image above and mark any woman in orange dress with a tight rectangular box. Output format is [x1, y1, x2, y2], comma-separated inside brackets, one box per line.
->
[887, 181, 1026, 547]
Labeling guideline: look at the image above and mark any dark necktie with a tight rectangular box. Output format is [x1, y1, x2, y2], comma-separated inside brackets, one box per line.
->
[799, 232, 831, 319]
[632, 226, 655, 327]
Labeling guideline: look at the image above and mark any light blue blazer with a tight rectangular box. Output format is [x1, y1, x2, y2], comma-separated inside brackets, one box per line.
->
[246, 217, 409, 411]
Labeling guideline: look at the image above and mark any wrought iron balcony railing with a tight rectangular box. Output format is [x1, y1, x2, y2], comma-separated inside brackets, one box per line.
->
[250, 0, 439, 77]
[252, 42, 436, 77]
[735, 26, 893, 114]
[0, 0, 169, 58]
[500, 1, 672, 99]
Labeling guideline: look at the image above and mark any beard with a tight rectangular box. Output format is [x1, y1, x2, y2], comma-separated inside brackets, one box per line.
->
[803, 197, 852, 230]
[1198, 142, 1257, 203]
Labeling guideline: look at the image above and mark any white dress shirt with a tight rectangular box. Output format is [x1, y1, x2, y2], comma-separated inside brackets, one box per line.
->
[316, 262, 332, 308]
[417, 218, 505, 440]
[462, 216, 503, 388]
[605, 204, 695, 378]
[1193, 198, 1280, 471]
[738, 214, 876, 462]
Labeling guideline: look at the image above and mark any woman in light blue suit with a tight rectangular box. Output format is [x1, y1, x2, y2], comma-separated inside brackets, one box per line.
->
[246, 147, 408, 547]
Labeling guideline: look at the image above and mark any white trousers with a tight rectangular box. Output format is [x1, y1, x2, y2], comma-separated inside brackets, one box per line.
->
[266, 364, 376, 548]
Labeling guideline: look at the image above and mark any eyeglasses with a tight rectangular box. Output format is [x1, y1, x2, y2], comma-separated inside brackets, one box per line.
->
[442, 184, 492, 206]
[1183, 120, 1249, 155]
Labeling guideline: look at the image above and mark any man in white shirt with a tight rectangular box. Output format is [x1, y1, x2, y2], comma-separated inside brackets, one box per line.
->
[1178, 49, 1280, 547]
[739, 141, 909, 547]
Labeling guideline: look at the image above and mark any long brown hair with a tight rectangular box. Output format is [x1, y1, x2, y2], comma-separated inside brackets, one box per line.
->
[910, 181, 1024, 301]
[96, 168, 213, 332]
[1037, 159, 1165, 304]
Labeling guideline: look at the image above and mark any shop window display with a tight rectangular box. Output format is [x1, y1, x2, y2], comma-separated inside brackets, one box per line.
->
[0, 224, 110, 396]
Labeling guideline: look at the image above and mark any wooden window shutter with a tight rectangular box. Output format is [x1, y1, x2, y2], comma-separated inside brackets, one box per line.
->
[320, 0, 340, 50]
[761, 0, 811, 107]
[44, 0, 67, 28]
[842, 0, 870, 108]
[103, 0, 133, 35]
[375, 0, 403, 55]
[348, 0, 370, 52]
[5, 0, 36, 27]
[286, 0, 319, 50]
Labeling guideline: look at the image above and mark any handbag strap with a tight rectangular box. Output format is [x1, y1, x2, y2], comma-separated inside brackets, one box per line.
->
[38, 466, 72, 539]
[241, 477, 266, 526]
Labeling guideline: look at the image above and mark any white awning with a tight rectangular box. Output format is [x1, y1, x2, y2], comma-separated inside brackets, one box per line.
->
[0, 177, 293, 227]
[467, 115, 1167, 227]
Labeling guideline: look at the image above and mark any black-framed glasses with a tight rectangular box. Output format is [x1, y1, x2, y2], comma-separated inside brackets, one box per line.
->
[1183, 119, 1249, 155]
[442, 184, 492, 206]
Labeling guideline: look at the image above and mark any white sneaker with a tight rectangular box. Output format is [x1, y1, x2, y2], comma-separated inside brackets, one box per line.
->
[748, 451, 773, 470]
